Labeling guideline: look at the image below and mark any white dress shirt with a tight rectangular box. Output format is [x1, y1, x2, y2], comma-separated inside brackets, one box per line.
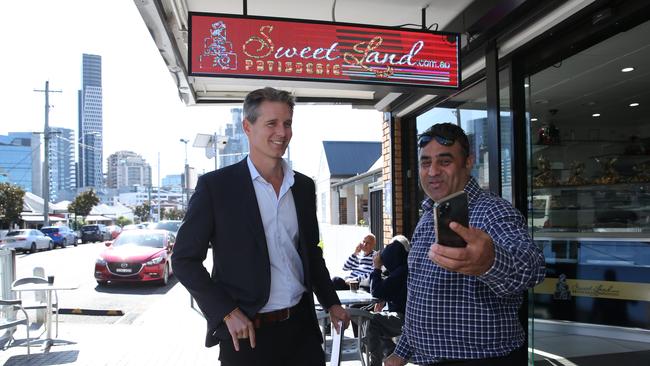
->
[247, 157, 306, 312]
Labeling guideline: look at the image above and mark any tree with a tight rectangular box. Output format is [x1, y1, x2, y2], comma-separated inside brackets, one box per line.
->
[0, 182, 25, 229]
[134, 201, 152, 223]
[164, 207, 185, 220]
[116, 216, 132, 227]
[68, 189, 100, 228]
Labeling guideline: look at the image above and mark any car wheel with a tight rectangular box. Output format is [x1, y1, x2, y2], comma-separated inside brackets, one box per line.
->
[30, 243, 37, 253]
[48, 241, 53, 251]
[61, 238, 67, 249]
[159, 263, 170, 286]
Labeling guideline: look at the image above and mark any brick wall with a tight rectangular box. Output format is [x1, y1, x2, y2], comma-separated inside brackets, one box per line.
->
[381, 114, 405, 245]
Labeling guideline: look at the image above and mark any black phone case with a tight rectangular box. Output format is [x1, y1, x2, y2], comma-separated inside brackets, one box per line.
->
[434, 191, 469, 247]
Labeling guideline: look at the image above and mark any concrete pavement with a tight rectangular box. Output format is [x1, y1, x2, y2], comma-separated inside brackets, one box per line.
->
[0, 281, 219, 366]
[0, 280, 376, 366]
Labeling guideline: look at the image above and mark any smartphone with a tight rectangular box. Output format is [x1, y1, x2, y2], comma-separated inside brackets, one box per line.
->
[434, 191, 469, 247]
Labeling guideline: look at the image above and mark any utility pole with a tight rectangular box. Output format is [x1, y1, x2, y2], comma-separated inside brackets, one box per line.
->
[34, 81, 62, 227]
[157, 152, 161, 221]
[214, 132, 219, 171]
[179, 138, 189, 210]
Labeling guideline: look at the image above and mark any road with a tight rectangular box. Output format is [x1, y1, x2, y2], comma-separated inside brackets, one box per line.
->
[13, 242, 181, 325]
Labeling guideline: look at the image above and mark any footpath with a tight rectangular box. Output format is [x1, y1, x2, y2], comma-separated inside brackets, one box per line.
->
[0, 281, 219, 366]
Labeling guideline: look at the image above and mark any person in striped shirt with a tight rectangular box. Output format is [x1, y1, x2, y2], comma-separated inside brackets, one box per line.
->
[332, 233, 377, 290]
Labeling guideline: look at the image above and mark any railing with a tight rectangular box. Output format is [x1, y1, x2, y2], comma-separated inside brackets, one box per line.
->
[0, 248, 17, 341]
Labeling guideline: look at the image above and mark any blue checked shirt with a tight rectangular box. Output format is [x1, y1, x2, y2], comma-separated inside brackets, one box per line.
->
[394, 177, 545, 364]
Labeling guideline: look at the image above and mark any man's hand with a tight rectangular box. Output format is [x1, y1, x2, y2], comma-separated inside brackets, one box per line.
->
[373, 301, 386, 313]
[428, 221, 495, 276]
[373, 251, 383, 269]
[223, 308, 256, 351]
[328, 304, 350, 334]
[384, 353, 407, 366]
[354, 242, 364, 255]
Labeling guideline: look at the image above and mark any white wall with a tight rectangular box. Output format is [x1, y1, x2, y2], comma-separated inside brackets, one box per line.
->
[315, 147, 332, 223]
[319, 223, 370, 278]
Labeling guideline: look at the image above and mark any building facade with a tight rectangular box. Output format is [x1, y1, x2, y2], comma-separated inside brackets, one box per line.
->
[78, 53, 104, 189]
[106, 151, 152, 190]
[138, 1, 650, 363]
[220, 107, 248, 168]
[0, 132, 41, 195]
[48, 127, 76, 201]
[161, 174, 182, 192]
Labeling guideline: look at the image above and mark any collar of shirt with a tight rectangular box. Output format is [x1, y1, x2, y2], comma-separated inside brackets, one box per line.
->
[247, 156, 295, 197]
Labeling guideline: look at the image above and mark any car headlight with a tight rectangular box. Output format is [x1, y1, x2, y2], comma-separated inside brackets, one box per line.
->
[144, 255, 164, 266]
[96, 258, 107, 266]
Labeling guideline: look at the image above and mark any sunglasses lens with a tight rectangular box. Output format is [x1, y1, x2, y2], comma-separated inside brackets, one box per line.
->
[418, 135, 432, 148]
[434, 135, 454, 146]
[418, 134, 454, 147]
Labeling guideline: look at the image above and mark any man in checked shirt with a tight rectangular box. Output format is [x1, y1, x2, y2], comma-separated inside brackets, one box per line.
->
[385, 123, 545, 366]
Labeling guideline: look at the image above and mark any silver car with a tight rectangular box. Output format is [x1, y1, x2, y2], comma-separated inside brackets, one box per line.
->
[0, 229, 53, 253]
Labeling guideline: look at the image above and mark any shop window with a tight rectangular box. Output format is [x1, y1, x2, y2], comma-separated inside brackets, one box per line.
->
[526, 19, 650, 365]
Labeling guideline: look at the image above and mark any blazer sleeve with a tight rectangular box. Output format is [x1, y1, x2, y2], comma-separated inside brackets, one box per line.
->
[172, 175, 237, 333]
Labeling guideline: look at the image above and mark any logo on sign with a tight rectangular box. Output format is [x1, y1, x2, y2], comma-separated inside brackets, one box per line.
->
[199, 21, 238, 70]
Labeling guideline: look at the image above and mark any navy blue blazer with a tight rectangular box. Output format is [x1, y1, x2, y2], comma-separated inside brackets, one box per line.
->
[172, 159, 340, 347]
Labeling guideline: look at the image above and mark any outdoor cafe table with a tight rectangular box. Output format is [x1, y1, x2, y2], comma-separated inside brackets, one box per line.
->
[11, 281, 79, 350]
[315, 289, 376, 308]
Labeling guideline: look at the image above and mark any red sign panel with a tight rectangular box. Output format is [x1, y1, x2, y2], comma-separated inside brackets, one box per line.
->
[189, 13, 460, 89]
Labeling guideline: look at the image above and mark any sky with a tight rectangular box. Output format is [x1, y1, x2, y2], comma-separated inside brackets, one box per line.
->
[0, 0, 382, 183]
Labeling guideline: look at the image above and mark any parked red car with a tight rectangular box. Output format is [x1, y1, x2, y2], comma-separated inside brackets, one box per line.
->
[94, 229, 174, 286]
[105, 225, 122, 239]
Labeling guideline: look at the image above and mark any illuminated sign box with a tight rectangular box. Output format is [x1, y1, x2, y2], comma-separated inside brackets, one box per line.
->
[189, 13, 460, 89]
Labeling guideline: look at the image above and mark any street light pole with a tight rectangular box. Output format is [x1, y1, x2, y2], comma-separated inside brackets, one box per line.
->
[179, 138, 189, 210]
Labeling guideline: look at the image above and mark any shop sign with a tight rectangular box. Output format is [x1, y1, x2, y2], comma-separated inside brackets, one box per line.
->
[189, 13, 460, 88]
[535, 277, 650, 302]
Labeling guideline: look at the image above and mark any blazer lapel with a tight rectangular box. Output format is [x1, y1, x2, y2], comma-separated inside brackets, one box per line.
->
[235, 160, 269, 256]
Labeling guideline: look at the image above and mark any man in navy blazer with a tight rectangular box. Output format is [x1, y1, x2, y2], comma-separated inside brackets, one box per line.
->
[172, 87, 349, 366]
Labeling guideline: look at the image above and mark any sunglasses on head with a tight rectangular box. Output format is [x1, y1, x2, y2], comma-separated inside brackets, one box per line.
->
[417, 133, 455, 148]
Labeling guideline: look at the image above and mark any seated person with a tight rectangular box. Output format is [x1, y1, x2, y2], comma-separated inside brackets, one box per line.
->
[332, 233, 377, 290]
[367, 235, 409, 366]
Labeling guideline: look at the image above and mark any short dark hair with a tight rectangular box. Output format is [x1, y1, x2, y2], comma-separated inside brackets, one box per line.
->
[418, 122, 470, 158]
[243, 87, 295, 123]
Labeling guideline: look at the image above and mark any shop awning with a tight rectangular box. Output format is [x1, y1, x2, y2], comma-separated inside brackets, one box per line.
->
[21, 215, 66, 223]
[84, 215, 114, 222]
[134, 0, 476, 110]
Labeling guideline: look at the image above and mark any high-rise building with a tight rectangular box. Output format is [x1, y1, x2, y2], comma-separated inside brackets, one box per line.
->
[0, 132, 41, 195]
[48, 127, 76, 201]
[78, 53, 103, 189]
[220, 108, 249, 168]
[106, 151, 152, 190]
[161, 174, 182, 192]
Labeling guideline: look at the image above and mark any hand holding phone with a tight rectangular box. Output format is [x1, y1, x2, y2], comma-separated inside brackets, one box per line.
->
[434, 191, 469, 247]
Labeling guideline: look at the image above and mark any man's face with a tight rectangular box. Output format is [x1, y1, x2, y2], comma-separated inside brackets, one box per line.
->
[418, 138, 473, 201]
[361, 235, 375, 253]
[243, 101, 292, 161]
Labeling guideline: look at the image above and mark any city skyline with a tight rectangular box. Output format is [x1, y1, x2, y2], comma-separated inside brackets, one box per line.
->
[0, 1, 383, 191]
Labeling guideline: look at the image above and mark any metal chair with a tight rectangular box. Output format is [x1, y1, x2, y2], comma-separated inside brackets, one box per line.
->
[11, 276, 59, 337]
[0, 298, 31, 356]
[317, 308, 372, 366]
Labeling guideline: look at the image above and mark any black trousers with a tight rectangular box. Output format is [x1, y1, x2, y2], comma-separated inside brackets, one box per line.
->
[218, 295, 325, 366]
[431, 343, 527, 366]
